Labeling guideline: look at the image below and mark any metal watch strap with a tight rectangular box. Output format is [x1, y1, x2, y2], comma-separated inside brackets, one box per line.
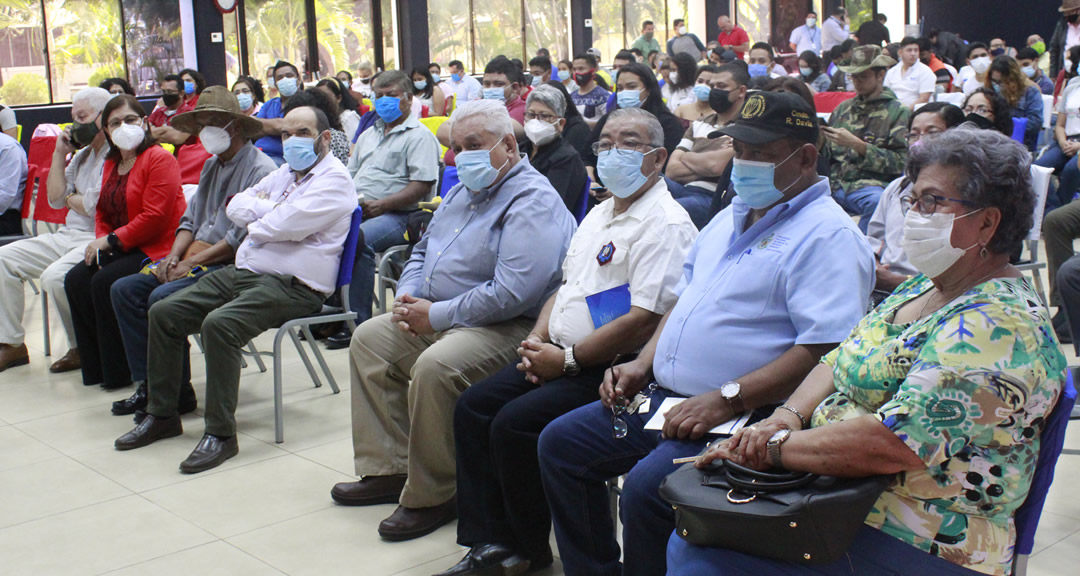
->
[768, 440, 783, 469]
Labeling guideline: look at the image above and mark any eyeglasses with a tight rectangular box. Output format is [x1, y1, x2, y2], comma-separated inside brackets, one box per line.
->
[905, 129, 943, 144]
[591, 141, 656, 155]
[963, 105, 991, 116]
[525, 111, 559, 123]
[900, 193, 980, 216]
[106, 114, 144, 130]
[609, 355, 628, 439]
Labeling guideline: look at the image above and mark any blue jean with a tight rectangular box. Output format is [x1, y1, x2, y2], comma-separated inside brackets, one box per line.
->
[350, 211, 412, 323]
[111, 269, 210, 383]
[835, 185, 884, 234]
[538, 387, 706, 576]
[668, 179, 716, 230]
[666, 523, 984, 575]
[1036, 143, 1080, 213]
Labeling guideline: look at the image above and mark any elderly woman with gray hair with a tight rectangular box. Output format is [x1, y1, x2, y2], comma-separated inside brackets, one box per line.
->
[669, 127, 1066, 576]
[521, 84, 588, 213]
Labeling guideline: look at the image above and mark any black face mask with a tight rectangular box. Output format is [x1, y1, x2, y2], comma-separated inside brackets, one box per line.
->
[162, 93, 181, 107]
[709, 88, 735, 114]
[1069, 13, 1079, 23]
[965, 112, 995, 130]
[70, 119, 99, 148]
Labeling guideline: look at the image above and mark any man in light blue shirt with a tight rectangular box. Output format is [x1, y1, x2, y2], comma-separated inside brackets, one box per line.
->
[331, 99, 576, 543]
[822, 7, 851, 56]
[538, 92, 875, 576]
[789, 11, 822, 56]
[0, 131, 27, 235]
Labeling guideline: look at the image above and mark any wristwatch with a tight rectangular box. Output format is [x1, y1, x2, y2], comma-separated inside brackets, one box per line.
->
[563, 345, 581, 376]
[767, 429, 792, 469]
[106, 232, 121, 251]
[719, 381, 745, 414]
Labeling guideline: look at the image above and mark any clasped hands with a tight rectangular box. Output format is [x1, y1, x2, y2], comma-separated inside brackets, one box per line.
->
[154, 255, 197, 284]
[515, 333, 566, 384]
[392, 294, 435, 337]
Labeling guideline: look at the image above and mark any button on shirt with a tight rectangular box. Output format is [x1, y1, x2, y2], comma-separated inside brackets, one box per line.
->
[347, 114, 440, 207]
[652, 178, 875, 397]
[50, 141, 108, 232]
[547, 179, 697, 348]
[397, 157, 577, 333]
[789, 24, 822, 56]
[226, 154, 357, 294]
[0, 133, 27, 214]
[181, 143, 276, 249]
[884, 62, 936, 108]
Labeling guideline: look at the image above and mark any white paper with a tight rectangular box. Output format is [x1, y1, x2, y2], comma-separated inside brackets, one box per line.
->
[643, 397, 753, 436]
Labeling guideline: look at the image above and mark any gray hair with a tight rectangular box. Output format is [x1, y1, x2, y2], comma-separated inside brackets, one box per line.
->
[451, 99, 513, 140]
[905, 126, 1034, 254]
[525, 84, 566, 117]
[357, 61, 374, 72]
[373, 70, 413, 98]
[72, 86, 112, 114]
[605, 108, 665, 148]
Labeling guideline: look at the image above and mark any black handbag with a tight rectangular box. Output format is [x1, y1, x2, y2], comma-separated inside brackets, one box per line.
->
[658, 459, 893, 564]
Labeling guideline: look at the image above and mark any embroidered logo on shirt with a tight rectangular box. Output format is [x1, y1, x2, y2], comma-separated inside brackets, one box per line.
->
[757, 233, 775, 249]
[597, 242, 615, 266]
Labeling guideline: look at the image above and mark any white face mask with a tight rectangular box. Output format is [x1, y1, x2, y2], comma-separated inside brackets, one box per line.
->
[111, 123, 146, 151]
[678, 26, 688, 35]
[524, 118, 558, 147]
[900, 209, 981, 278]
[669, 71, 679, 84]
[199, 121, 234, 155]
[970, 56, 991, 74]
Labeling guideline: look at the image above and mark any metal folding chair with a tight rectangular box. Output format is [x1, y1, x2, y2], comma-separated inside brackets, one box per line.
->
[1017, 165, 1053, 305]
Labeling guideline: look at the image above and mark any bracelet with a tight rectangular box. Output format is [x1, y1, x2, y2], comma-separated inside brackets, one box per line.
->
[777, 405, 808, 430]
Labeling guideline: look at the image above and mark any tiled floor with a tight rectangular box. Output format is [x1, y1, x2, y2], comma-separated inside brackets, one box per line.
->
[0, 274, 1077, 575]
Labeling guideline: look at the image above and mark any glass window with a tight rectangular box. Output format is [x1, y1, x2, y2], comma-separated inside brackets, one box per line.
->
[428, 0, 472, 72]
[245, 0, 309, 85]
[380, 0, 396, 71]
[735, 0, 770, 46]
[524, 0, 569, 62]
[315, 0, 374, 79]
[847, 0, 875, 32]
[0, 1, 48, 105]
[625, 0, 666, 49]
[592, 0, 625, 65]
[46, 0, 125, 103]
[123, 0, 185, 97]
[473, 0, 523, 68]
[223, 8, 242, 89]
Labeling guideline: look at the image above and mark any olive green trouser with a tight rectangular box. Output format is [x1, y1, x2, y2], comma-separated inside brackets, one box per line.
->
[145, 265, 324, 437]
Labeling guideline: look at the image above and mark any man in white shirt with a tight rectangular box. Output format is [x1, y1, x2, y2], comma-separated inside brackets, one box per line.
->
[0, 87, 110, 373]
[446, 59, 482, 104]
[114, 105, 356, 474]
[748, 42, 789, 79]
[789, 11, 822, 56]
[953, 42, 991, 95]
[884, 36, 936, 108]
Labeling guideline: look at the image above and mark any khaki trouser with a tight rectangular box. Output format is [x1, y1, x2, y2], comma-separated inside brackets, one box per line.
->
[349, 313, 532, 508]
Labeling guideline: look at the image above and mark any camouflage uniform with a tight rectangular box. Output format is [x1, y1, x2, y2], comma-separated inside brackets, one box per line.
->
[824, 87, 911, 196]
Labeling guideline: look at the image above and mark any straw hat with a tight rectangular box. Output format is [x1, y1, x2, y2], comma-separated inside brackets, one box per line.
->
[171, 86, 265, 140]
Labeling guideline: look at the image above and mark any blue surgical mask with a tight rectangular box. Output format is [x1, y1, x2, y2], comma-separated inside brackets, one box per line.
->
[730, 148, 802, 209]
[451, 73, 462, 82]
[597, 147, 657, 198]
[375, 96, 403, 123]
[1022, 65, 1036, 78]
[799, 67, 813, 77]
[184, 80, 195, 95]
[993, 82, 1003, 94]
[748, 64, 769, 77]
[431, 73, 441, 83]
[235, 92, 254, 111]
[558, 69, 571, 81]
[456, 140, 509, 190]
[483, 87, 506, 102]
[277, 77, 299, 98]
[617, 89, 642, 109]
[414, 80, 427, 90]
[531, 76, 542, 86]
[283, 135, 320, 172]
[692, 84, 711, 102]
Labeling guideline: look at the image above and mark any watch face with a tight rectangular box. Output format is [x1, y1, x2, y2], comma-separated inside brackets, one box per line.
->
[769, 429, 790, 444]
[720, 381, 740, 398]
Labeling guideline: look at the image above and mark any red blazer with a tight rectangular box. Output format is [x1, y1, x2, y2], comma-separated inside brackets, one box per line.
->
[96, 144, 186, 261]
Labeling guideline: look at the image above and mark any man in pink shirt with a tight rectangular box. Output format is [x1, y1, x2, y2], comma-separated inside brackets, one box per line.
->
[716, 15, 751, 60]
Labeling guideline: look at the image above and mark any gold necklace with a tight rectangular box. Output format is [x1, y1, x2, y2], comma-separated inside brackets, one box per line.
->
[918, 261, 1012, 319]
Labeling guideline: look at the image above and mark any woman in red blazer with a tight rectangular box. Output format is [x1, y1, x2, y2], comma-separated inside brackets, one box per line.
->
[65, 94, 186, 390]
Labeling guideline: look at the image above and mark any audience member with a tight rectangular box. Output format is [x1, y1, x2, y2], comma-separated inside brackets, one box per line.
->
[855, 12, 890, 47]
[747, 42, 787, 79]
[928, 27, 966, 68]
[670, 127, 1063, 576]
[231, 76, 265, 116]
[986, 55, 1044, 150]
[798, 50, 830, 93]
[556, 59, 576, 91]
[284, 89, 351, 165]
[715, 15, 750, 60]
[528, 55, 553, 86]
[99, 77, 135, 96]
[789, 11, 821, 56]
[335, 69, 353, 88]
[430, 62, 455, 104]
[0, 120, 26, 236]
[663, 53, 698, 112]
[571, 53, 611, 122]
[254, 60, 303, 165]
[631, 20, 662, 59]
[1017, 47, 1055, 94]
[953, 42, 991, 95]
[482, 56, 527, 125]
[917, 37, 956, 90]
[884, 36, 936, 108]
[824, 45, 909, 233]
[520, 84, 588, 212]
[1028, 33, 1051, 75]
[674, 64, 720, 122]
[316, 77, 362, 140]
[326, 70, 439, 350]
[822, 7, 850, 56]
[178, 69, 205, 107]
[667, 61, 749, 228]
[447, 59, 482, 104]
[1039, 58, 1080, 213]
[543, 80, 591, 161]
[109, 87, 276, 418]
[147, 74, 192, 132]
[438, 107, 696, 576]
[113, 105, 356, 474]
[65, 94, 185, 390]
[0, 87, 110, 373]
[147, 69, 212, 186]
[409, 67, 446, 117]
[538, 90, 874, 576]
[867, 102, 966, 300]
[990, 37, 1017, 58]
[962, 87, 1016, 136]
[264, 65, 279, 100]
[329, 100, 576, 542]
[826, 39, 857, 91]
[667, 18, 706, 61]
[352, 61, 376, 98]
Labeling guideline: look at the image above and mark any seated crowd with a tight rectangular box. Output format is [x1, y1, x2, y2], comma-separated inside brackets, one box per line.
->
[0, 12, 1075, 576]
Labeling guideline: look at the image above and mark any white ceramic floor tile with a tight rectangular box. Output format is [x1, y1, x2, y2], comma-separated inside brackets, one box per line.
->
[0, 369, 133, 424]
[228, 505, 461, 576]
[292, 436, 356, 476]
[0, 495, 215, 576]
[100, 540, 285, 576]
[142, 454, 352, 538]
[0, 424, 63, 472]
[234, 389, 354, 452]
[15, 402, 198, 457]
[0, 456, 131, 529]
[1030, 511, 1080, 555]
[1027, 527, 1080, 576]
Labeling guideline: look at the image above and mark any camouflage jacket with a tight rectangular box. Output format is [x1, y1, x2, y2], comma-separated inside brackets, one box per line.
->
[824, 88, 911, 193]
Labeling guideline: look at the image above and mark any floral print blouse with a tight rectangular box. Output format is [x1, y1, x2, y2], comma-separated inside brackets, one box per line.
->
[813, 274, 1066, 575]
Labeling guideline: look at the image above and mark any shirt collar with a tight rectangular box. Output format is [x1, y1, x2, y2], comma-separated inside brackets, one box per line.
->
[289, 151, 337, 184]
[376, 113, 421, 135]
[730, 177, 830, 235]
[602, 177, 668, 223]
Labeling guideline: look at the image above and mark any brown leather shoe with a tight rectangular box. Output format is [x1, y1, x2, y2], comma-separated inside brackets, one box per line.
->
[179, 434, 238, 474]
[48, 348, 80, 373]
[114, 414, 183, 451]
[377, 497, 457, 541]
[330, 474, 407, 506]
[0, 343, 29, 373]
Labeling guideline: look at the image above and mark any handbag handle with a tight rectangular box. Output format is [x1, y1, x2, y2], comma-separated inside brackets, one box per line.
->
[722, 461, 818, 494]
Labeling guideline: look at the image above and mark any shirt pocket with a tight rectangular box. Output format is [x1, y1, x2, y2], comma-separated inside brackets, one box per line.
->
[710, 249, 782, 319]
[379, 150, 405, 173]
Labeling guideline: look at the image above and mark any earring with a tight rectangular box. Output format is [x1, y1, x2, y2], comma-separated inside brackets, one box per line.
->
[979, 246, 989, 260]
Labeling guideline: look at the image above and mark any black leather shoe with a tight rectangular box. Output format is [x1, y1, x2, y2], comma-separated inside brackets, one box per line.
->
[114, 414, 183, 450]
[112, 382, 147, 416]
[331, 474, 407, 506]
[178, 382, 198, 414]
[432, 544, 531, 576]
[179, 434, 238, 474]
[324, 327, 353, 350]
[378, 498, 457, 541]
